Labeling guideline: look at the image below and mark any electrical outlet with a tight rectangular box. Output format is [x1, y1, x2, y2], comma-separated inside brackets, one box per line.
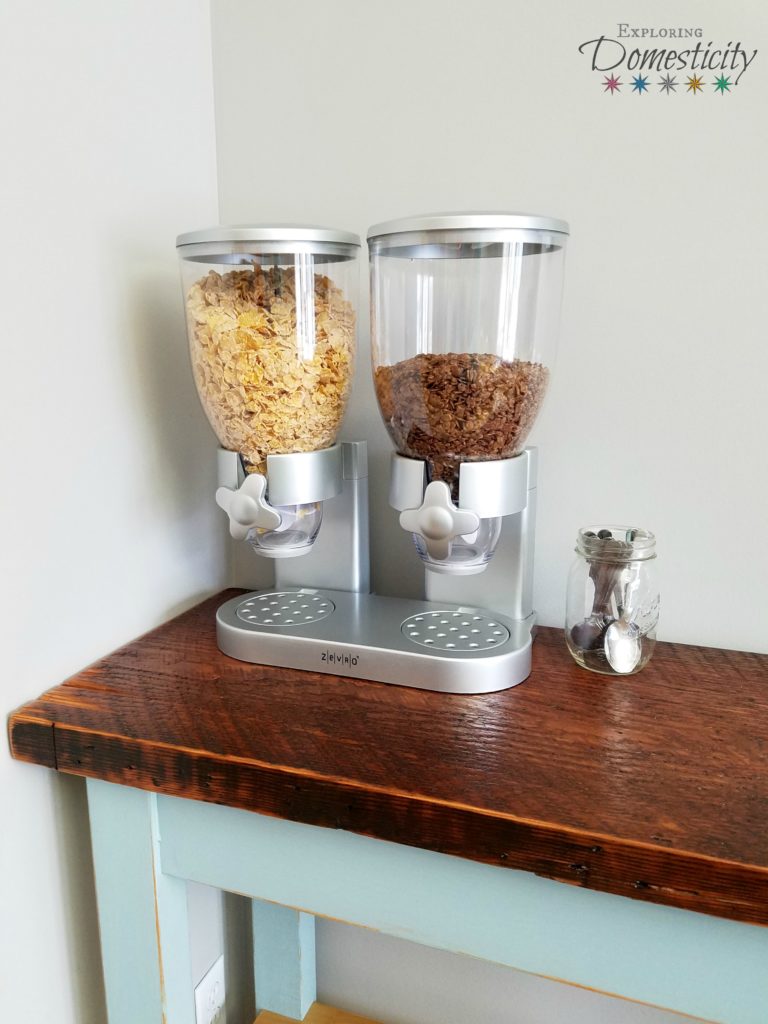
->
[194, 954, 226, 1024]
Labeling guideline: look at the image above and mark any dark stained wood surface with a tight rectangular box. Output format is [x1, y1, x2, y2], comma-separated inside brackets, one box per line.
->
[9, 590, 768, 925]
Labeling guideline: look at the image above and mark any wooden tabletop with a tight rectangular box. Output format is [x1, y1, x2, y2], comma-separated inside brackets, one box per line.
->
[9, 590, 768, 926]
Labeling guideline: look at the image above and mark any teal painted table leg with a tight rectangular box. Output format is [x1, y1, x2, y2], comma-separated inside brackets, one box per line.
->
[87, 780, 195, 1024]
[253, 899, 316, 1020]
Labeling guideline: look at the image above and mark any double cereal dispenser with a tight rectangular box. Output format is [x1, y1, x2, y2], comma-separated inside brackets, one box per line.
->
[177, 214, 568, 692]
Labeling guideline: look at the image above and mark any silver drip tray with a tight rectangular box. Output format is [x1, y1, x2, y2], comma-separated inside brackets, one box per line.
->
[217, 588, 533, 694]
[401, 610, 510, 652]
[237, 592, 335, 627]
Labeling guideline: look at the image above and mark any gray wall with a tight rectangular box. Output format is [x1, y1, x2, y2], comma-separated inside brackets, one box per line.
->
[0, 2, 224, 1022]
[211, 0, 768, 1020]
[214, 0, 768, 654]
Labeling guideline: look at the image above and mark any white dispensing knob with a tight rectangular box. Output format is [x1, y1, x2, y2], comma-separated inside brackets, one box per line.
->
[399, 481, 480, 561]
[215, 474, 282, 540]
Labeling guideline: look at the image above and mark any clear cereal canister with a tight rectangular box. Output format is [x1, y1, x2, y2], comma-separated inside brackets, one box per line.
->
[566, 527, 660, 675]
[176, 225, 360, 475]
[368, 213, 569, 493]
[176, 226, 359, 557]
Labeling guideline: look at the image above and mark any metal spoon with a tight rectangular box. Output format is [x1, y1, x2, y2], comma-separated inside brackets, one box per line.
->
[604, 569, 643, 673]
[604, 617, 642, 673]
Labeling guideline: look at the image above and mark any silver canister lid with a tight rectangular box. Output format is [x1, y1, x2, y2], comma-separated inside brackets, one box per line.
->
[176, 224, 360, 248]
[367, 212, 569, 241]
[176, 224, 360, 264]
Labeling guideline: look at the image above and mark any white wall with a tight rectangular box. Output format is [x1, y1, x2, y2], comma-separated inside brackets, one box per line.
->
[317, 921, 692, 1024]
[213, 0, 768, 654]
[0, 2, 224, 1021]
[212, 0, 767, 1021]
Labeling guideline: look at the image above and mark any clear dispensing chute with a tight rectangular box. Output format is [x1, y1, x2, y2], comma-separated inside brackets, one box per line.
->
[368, 213, 568, 574]
[177, 225, 360, 557]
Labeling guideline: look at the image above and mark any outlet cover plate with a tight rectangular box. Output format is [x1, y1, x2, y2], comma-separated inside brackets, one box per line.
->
[194, 954, 226, 1024]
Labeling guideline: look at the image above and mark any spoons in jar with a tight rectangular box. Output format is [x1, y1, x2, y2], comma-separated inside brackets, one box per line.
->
[604, 617, 642, 673]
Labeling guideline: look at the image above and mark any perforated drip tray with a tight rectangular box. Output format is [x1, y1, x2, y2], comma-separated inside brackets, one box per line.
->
[237, 592, 335, 627]
[217, 588, 533, 694]
[401, 611, 510, 651]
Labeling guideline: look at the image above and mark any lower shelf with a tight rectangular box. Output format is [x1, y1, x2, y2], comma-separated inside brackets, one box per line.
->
[255, 1003, 381, 1024]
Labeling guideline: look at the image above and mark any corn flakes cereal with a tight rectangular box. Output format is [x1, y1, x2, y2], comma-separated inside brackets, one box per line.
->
[186, 265, 354, 472]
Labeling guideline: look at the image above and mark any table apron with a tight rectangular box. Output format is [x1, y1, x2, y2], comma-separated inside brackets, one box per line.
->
[148, 790, 768, 1024]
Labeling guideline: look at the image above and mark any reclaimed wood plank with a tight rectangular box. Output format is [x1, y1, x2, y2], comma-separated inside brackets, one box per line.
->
[7, 712, 56, 768]
[8, 589, 768, 925]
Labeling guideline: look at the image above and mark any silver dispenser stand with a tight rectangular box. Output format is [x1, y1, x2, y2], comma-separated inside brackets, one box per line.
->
[215, 442, 536, 694]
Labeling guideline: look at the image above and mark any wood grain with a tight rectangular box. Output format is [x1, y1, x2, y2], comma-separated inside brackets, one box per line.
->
[8, 590, 768, 925]
[255, 1003, 380, 1024]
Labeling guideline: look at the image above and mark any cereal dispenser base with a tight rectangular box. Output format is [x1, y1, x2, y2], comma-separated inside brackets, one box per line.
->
[216, 589, 533, 694]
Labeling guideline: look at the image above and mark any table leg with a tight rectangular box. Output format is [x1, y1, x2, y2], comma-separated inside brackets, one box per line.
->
[253, 899, 316, 1020]
[87, 779, 195, 1023]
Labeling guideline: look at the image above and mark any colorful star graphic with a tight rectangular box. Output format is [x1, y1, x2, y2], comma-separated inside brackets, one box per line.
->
[603, 74, 622, 94]
[658, 74, 678, 94]
[686, 74, 704, 93]
[631, 75, 649, 94]
[714, 75, 732, 94]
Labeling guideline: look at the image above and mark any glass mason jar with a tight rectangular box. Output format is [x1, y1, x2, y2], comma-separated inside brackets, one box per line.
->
[566, 526, 659, 675]
[176, 225, 359, 556]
